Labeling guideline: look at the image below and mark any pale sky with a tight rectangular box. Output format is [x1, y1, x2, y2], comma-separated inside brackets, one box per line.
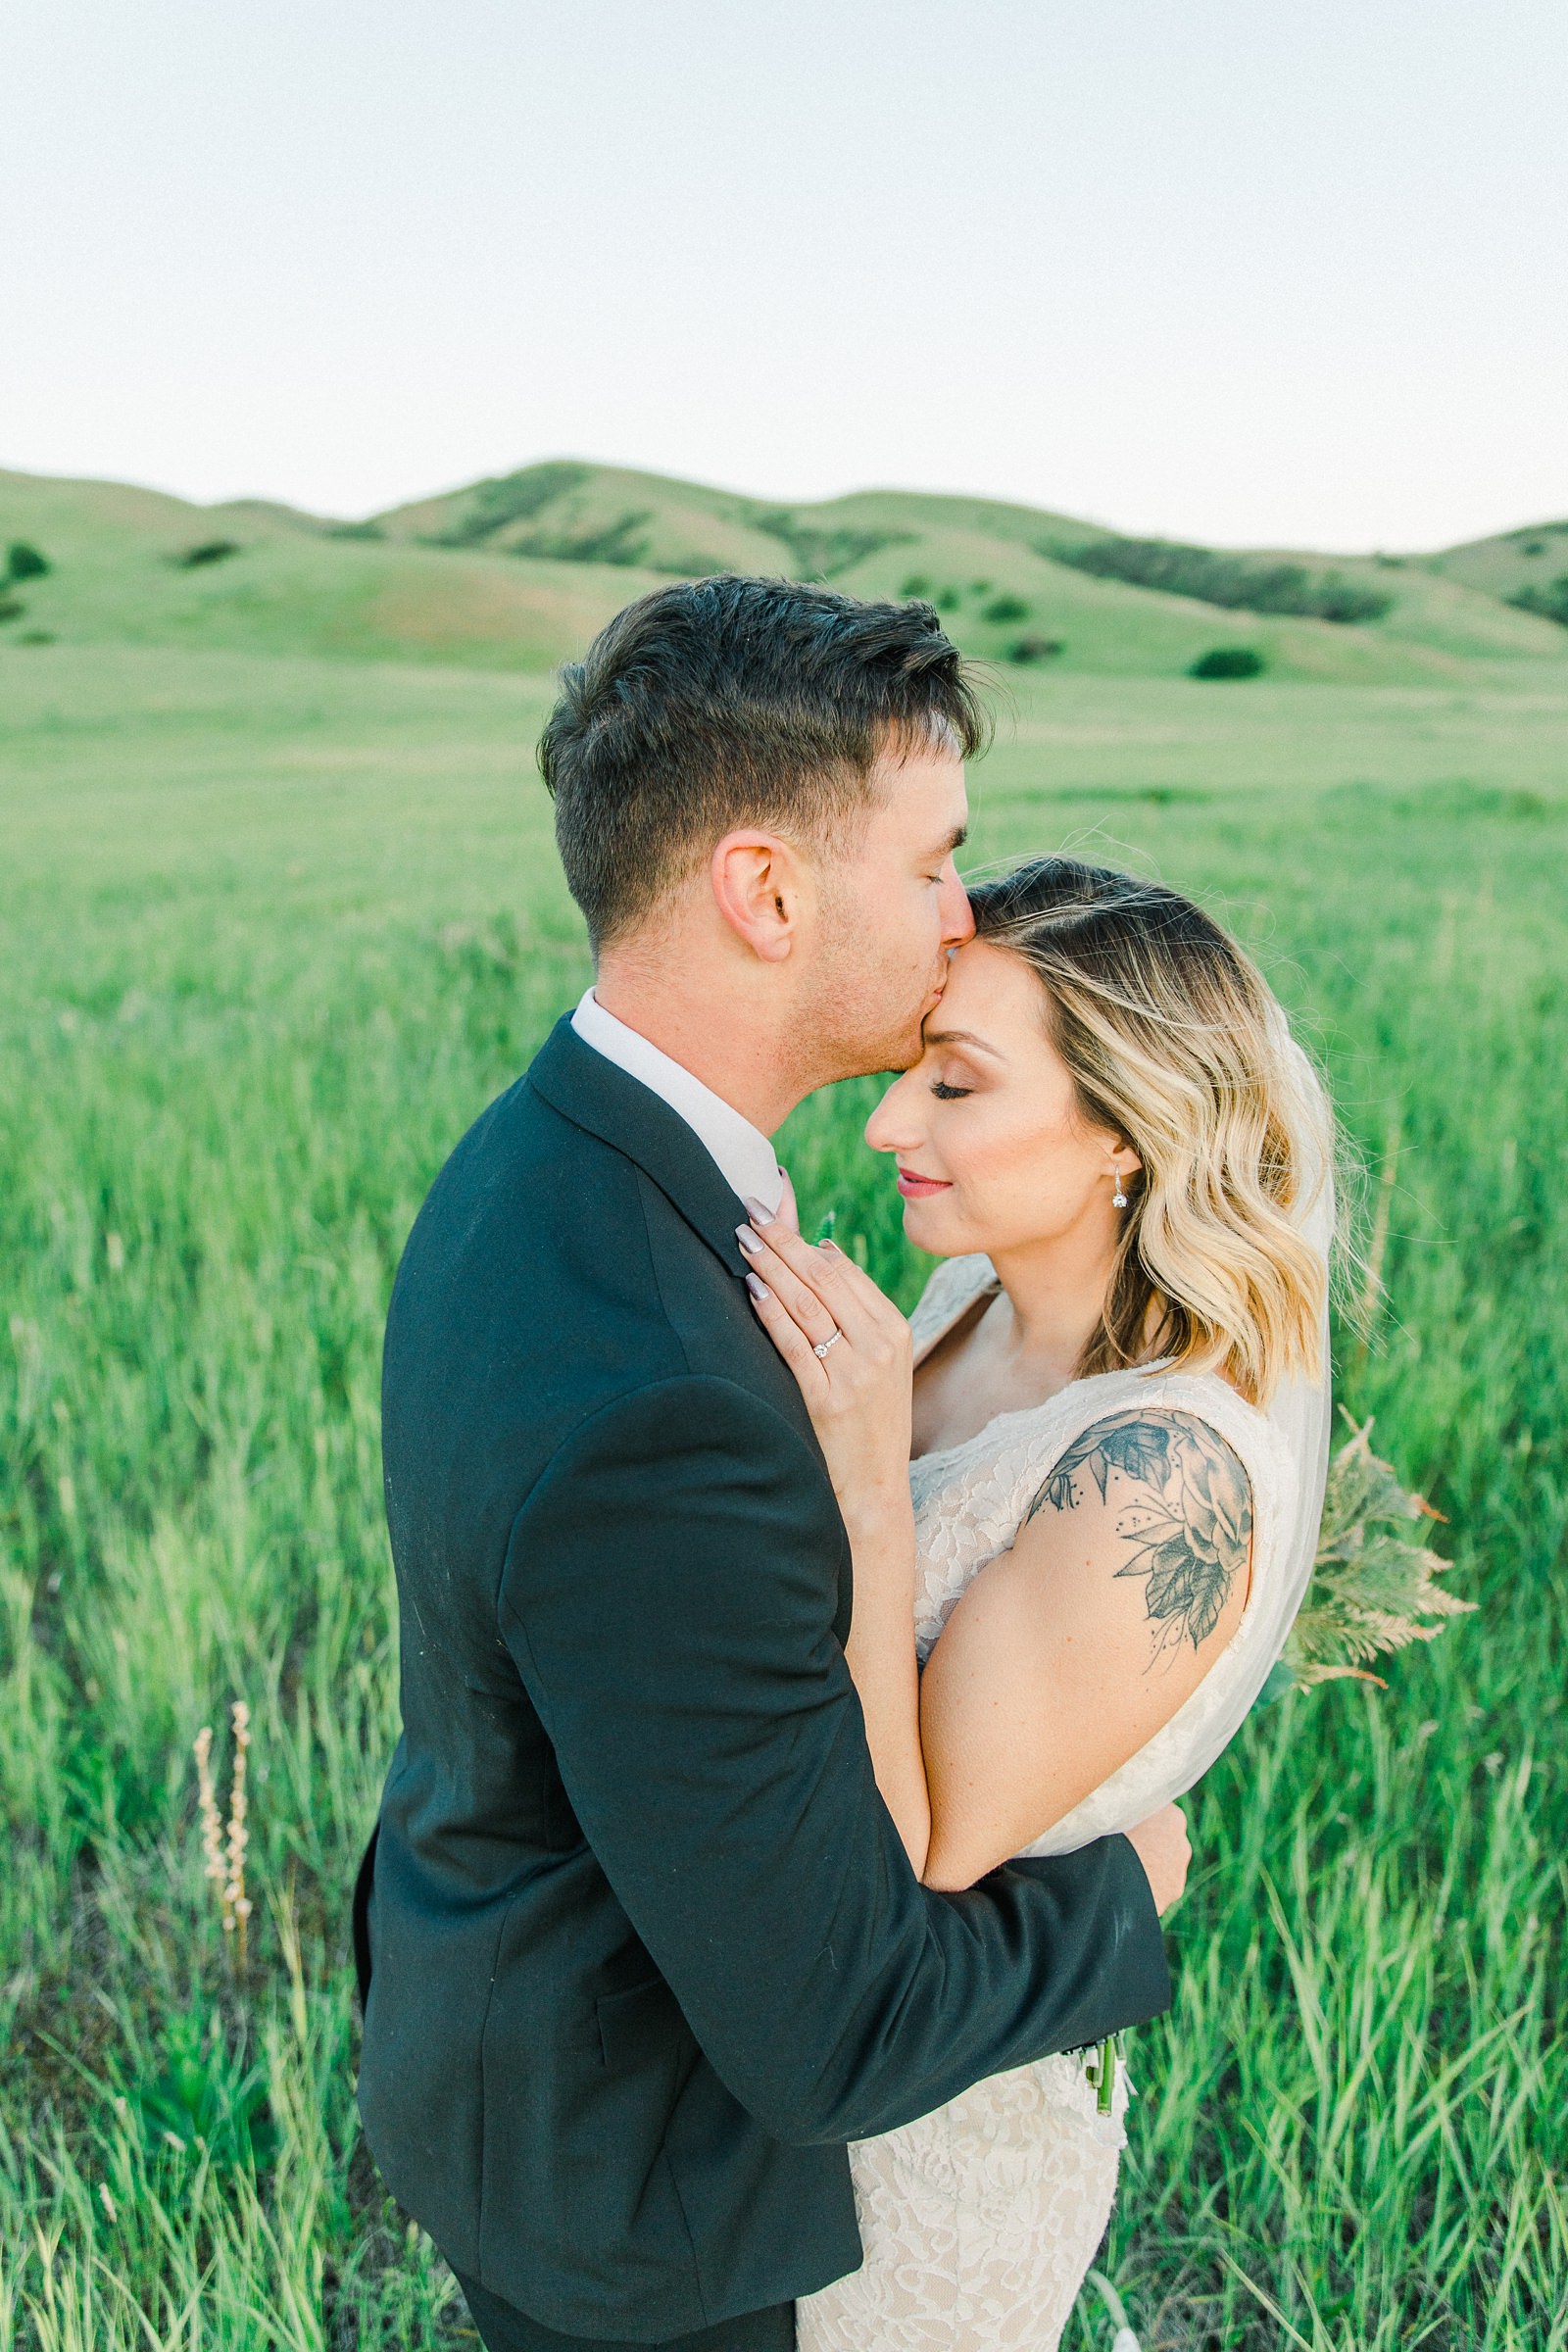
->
[5, 0, 1565, 552]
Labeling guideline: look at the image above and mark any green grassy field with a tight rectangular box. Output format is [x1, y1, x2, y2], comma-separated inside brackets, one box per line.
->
[2, 632, 1566, 2349]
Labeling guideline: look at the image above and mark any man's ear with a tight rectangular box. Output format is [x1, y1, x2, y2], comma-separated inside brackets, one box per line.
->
[710, 830, 802, 964]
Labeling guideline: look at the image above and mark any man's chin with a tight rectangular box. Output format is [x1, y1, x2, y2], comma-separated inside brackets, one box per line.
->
[891, 977, 951, 1067]
[884, 1019, 928, 1074]
[900, 972, 950, 1044]
[823, 975, 944, 1081]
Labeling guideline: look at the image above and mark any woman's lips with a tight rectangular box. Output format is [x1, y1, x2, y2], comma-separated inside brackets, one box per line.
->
[897, 1167, 953, 1199]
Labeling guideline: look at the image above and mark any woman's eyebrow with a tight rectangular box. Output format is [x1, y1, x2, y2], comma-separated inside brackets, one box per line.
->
[922, 1028, 1003, 1058]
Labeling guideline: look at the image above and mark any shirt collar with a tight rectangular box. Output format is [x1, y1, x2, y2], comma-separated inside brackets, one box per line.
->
[570, 990, 785, 1216]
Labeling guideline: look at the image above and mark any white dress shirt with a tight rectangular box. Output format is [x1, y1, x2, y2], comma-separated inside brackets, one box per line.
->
[571, 989, 786, 1217]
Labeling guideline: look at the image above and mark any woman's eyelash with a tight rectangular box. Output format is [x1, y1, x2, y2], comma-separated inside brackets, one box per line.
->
[930, 1081, 972, 1101]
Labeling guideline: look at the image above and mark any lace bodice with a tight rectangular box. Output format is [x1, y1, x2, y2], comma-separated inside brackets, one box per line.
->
[906, 1253, 1298, 1858]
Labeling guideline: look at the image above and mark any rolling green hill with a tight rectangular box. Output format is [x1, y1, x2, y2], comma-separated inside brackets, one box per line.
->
[0, 467, 664, 671]
[3, 458, 1566, 684]
[1430, 517, 1568, 624]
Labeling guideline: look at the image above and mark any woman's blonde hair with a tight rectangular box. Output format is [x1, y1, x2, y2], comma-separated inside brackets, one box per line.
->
[968, 857, 1333, 1406]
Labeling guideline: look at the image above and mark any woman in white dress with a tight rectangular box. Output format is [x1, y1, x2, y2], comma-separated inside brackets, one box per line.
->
[736, 858, 1336, 2352]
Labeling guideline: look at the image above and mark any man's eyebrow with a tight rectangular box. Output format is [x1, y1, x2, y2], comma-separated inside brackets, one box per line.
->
[926, 823, 967, 858]
[922, 1027, 1002, 1057]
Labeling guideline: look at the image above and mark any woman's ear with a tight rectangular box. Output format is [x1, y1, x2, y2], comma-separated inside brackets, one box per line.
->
[710, 830, 800, 963]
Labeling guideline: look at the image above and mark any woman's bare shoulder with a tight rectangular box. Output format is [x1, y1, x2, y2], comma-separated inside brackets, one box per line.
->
[1020, 1402, 1254, 1660]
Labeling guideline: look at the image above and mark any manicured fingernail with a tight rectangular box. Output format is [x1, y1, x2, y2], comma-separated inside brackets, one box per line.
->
[736, 1225, 761, 1255]
[744, 1195, 775, 1225]
[820, 1239, 842, 1256]
[745, 1272, 770, 1300]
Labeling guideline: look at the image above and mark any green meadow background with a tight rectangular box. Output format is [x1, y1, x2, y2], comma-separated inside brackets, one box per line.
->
[2, 464, 1566, 2348]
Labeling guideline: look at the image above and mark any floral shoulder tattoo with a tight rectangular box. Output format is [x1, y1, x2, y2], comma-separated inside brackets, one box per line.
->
[1025, 1411, 1252, 1666]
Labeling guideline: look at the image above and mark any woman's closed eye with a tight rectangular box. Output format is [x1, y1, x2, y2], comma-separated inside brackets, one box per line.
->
[930, 1081, 971, 1101]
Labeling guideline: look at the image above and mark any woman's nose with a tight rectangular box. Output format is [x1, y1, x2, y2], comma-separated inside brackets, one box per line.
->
[865, 1070, 924, 1154]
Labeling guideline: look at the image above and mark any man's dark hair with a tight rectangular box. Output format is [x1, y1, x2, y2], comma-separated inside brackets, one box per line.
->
[538, 574, 989, 947]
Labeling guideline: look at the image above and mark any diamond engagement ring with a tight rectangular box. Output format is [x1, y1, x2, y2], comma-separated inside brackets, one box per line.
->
[813, 1329, 843, 1359]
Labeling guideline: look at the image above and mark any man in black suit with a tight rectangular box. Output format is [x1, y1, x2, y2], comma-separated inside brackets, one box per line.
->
[356, 577, 1188, 2351]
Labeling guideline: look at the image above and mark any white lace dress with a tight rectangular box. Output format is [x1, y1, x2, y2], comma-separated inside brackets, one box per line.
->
[797, 1254, 1299, 2352]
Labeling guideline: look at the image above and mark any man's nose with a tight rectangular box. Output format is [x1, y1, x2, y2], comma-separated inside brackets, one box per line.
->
[941, 861, 975, 951]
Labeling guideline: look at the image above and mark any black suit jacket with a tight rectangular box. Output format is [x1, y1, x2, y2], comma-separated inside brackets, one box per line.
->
[355, 1017, 1171, 2341]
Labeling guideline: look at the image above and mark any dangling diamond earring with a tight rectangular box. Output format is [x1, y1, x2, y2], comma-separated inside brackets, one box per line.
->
[1112, 1172, 1128, 1209]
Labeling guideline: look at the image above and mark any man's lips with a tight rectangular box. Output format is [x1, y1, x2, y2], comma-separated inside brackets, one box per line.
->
[897, 1167, 953, 1199]
[922, 958, 956, 1014]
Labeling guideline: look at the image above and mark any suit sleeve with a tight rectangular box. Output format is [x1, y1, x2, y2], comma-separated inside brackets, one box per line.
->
[498, 1373, 1171, 2144]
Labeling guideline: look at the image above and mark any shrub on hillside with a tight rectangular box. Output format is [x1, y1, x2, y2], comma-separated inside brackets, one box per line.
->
[900, 574, 932, 599]
[1508, 574, 1568, 629]
[514, 509, 654, 567]
[1190, 646, 1265, 679]
[1008, 635, 1064, 664]
[0, 593, 24, 623]
[173, 540, 242, 568]
[7, 540, 49, 580]
[439, 462, 590, 547]
[757, 514, 914, 581]
[1051, 534, 1393, 624]
[982, 594, 1030, 623]
[1311, 575, 1396, 623]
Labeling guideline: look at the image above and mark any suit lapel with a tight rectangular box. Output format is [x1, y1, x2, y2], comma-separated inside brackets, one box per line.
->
[526, 1016, 754, 1280]
[528, 1015, 853, 1647]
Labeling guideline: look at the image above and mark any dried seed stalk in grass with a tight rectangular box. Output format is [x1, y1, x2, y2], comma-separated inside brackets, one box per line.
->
[191, 1703, 254, 1967]
[192, 1724, 227, 1906]
[225, 1699, 252, 1970]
